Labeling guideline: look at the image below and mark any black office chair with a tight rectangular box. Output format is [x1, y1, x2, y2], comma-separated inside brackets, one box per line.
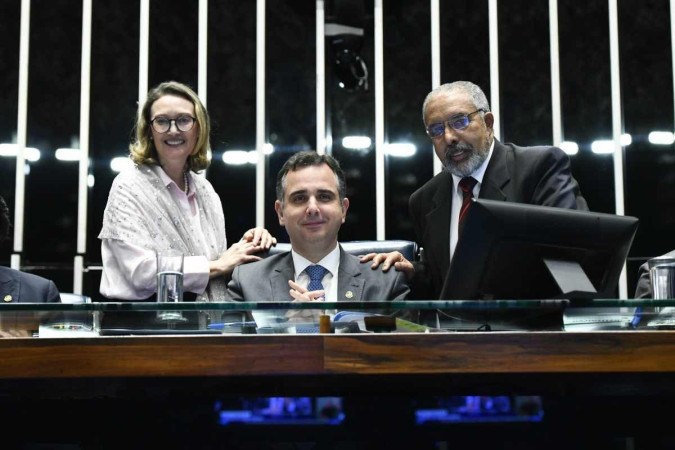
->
[266, 240, 419, 261]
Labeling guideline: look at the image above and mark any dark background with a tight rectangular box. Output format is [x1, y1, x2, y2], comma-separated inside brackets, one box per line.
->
[0, 0, 673, 298]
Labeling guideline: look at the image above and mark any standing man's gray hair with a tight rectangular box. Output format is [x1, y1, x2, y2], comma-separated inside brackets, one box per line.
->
[422, 81, 491, 122]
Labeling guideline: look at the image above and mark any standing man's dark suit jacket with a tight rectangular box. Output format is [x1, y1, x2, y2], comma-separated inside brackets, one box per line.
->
[634, 249, 675, 298]
[409, 139, 588, 299]
[0, 266, 60, 303]
[226, 246, 410, 302]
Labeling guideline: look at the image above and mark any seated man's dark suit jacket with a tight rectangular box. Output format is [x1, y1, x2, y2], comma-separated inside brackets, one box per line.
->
[634, 249, 675, 298]
[226, 246, 410, 302]
[409, 139, 588, 300]
[0, 266, 60, 303]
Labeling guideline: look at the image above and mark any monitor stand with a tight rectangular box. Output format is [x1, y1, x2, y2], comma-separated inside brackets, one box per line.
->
[543, 258, 598, 300]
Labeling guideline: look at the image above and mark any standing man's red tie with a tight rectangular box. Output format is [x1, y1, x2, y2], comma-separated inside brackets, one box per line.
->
[458, 177, 478, 229]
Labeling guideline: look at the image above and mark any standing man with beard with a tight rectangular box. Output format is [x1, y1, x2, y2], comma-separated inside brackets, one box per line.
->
[363, 81, 587, 299]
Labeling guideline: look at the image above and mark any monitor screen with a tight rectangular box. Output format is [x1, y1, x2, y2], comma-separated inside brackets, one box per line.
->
[441, 199, 639, 302]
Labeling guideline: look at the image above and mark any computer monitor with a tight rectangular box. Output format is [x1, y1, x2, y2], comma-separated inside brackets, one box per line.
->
[441, 199, 639, 301]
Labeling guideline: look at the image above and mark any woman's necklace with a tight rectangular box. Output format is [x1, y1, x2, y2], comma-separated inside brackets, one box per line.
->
[183, 170, 190, 194]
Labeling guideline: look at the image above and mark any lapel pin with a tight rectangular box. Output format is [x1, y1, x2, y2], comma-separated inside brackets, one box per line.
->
[345, 291, 354, 299]
[3, 294, 12, 302]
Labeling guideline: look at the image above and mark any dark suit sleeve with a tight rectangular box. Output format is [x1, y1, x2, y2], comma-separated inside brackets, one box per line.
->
[224, 266, 245, 301]
[530, 146, 586, 210]
[389, 271, 411, 300]
[15, 271, 61, 303]
[45, 280, 61, 303]
[409, 260, 433, 300]
[634, 261, 651, 299]
[408, 189, 439, 300]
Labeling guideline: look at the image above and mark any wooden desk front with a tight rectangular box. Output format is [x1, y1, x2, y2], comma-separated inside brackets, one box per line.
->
[2, 331, 675, 448]
[0, 331, 673, 396]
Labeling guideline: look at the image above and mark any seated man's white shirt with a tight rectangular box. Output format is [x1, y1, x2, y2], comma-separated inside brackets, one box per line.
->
[291, 243, 340, 302]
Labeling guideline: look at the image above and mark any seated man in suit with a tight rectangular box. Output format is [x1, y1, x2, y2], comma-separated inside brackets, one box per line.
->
[226, 151, 410, 304]
[0, 194, 60, 303]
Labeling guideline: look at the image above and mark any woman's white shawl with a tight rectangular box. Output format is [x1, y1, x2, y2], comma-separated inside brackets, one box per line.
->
[99, 164, 227, 301]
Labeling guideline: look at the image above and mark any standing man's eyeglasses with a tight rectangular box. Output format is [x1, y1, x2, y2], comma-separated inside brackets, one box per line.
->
[426, 109, 485, 139]
[150, 115, 196, 133]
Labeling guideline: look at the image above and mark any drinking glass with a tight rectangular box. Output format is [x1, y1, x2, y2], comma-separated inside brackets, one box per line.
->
[157, 249, 185, 322]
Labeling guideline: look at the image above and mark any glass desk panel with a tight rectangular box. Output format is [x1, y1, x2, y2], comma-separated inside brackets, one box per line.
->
[0, 299, 673, 337]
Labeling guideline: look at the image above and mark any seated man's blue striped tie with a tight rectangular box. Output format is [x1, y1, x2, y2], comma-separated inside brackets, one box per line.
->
[305, 265, 328, 291]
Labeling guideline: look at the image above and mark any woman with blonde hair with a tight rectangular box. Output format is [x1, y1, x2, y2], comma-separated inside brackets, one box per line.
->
[99, 81, 275, 301]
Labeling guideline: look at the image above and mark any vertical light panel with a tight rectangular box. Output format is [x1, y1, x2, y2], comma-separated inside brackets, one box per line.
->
[431, 0, 442, 176]
[374, 0, 385, 239]
[671, 0, 675, 134]
[549, 0, 562, 145]
[138, 0, 150, 108]
[256, 0, 266, 227]
[198, 0, 208, 106]
[608, 0, 628, 298]
[12, 0, 31, 269]
[488, 0, 501, 140]
[430, 0, 440, 89]
[316, 0, 326, 155]
[74, 0, 93, 294]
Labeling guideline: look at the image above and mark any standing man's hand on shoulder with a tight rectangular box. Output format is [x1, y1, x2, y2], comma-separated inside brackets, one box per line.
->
[360, 251, 415, 280]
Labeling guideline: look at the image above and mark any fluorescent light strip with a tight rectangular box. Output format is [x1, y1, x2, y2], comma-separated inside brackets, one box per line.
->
[384, 143, 416, 157]
[648, 131, 675, 145]
[342, 136, 371, 149]
[110, 156, 134, 172]
[55, 148, 81, 161]
[0, 143, 40, 161]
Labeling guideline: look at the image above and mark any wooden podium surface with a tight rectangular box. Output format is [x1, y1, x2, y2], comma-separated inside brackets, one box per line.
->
[1, 331, 674, 397]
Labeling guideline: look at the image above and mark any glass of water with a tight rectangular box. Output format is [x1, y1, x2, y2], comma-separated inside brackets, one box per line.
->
[156, 249, 185, 322]
[649, 256, 675, 301]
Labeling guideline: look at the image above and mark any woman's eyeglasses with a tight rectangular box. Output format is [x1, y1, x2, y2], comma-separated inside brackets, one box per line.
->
[150, 115, 196, 133]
